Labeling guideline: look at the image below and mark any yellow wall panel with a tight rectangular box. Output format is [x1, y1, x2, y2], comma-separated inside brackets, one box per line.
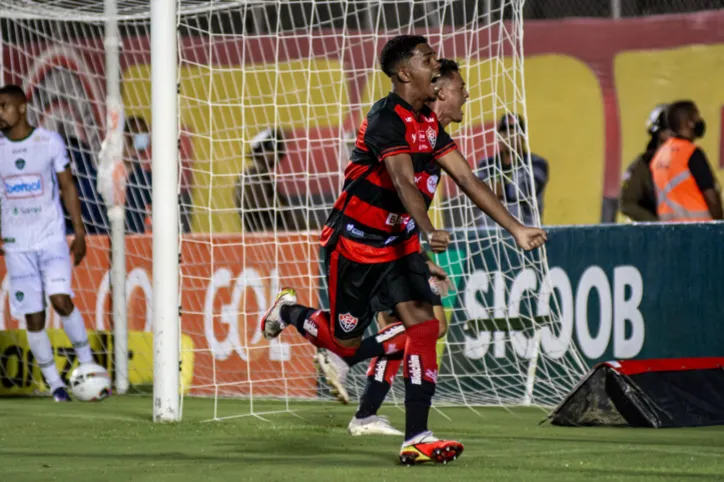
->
[122, 60, 348, 233]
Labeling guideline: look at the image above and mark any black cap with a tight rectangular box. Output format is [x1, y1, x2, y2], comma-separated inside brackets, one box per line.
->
[497, 113, 525, 134]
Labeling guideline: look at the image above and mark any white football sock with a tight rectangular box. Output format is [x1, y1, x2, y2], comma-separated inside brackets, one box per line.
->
[61, 308, 93, 364]
[26, 329, 65, 392]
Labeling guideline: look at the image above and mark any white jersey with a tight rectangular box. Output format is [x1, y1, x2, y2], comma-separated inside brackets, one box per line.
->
[0, 127, 70, 252]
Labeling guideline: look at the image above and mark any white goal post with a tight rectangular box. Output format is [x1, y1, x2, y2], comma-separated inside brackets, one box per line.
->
[151, 0, 180, 423]
[0, 0, 588, 422]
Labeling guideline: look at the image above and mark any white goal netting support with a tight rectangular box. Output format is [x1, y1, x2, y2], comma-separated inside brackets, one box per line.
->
[0, 0, 588, 420]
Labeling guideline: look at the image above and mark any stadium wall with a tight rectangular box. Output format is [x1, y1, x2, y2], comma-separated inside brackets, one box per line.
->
[3, 11, 724, 227]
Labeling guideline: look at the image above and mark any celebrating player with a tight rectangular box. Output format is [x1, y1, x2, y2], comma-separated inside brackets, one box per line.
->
[0, 84, 94, 401]
[345, 58, 467, 437]
[261, 36, 546, 465]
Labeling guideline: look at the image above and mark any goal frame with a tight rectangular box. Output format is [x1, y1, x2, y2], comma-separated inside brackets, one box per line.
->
[0, 0, 586, 419]
[151, 0, 180, 422]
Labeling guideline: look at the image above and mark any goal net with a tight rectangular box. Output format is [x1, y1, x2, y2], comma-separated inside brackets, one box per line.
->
[0, 0, 588, 416]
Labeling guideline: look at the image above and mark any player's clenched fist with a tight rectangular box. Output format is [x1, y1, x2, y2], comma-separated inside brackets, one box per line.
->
[426, 229, 451, 253]
[513, 226, 547, 251]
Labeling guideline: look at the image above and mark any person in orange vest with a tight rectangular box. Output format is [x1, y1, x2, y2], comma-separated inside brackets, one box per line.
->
[650, 100, 722, 222]
[620, 104, 671, 222]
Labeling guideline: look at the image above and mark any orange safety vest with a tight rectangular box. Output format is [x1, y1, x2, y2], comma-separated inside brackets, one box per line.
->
[650, 137, 712, 222]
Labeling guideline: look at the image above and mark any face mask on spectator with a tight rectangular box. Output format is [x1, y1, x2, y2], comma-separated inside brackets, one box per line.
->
[693, 119, 706, 139]
[133, 133, 150, 151]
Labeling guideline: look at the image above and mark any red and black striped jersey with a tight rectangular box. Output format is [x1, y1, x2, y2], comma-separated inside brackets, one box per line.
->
[321, 92, 457, 263]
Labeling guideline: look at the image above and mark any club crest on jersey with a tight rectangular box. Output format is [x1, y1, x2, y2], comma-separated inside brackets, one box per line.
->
[427, 175, 439, 194]
[338, 312, 358, 333]
[14, 159, 25, 170]
[15, 291, 24, 302]
[426, 126, 437, 148]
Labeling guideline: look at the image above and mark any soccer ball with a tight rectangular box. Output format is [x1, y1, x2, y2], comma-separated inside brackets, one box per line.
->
[69, 363, 112, 401]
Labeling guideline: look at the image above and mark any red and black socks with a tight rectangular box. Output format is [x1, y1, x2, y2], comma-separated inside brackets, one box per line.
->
[280, 306, 411, 369]
[354, 354, 403, 419]
[402, 319, 439, 440]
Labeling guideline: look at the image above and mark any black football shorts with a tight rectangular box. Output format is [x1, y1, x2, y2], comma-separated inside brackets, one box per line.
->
[323, 248, 439, 340]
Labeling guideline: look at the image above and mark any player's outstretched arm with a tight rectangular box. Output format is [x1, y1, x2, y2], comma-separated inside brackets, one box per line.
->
[384, 153, 450, 252]
[57, 167, 87, 265]
[436, 149, 546, 251]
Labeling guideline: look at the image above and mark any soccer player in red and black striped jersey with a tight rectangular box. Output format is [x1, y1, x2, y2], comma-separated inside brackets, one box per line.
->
[347, 58, 467, 438]
[261, 35, 547, 465]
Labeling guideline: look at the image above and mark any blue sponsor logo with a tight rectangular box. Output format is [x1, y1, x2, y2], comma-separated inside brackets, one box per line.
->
[406, 219, 416, 233]
[4, 176, 42, 197]
[346, 223, 365, 238]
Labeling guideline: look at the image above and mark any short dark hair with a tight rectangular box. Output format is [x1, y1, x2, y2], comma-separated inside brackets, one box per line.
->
[125, 115, 148, 134]
[498, 113, 525, 134]
[0, 84, 27, 103]
[379, 35, 428, 78]
[666, 100, 697, 133]
[438, 59, 459, 80]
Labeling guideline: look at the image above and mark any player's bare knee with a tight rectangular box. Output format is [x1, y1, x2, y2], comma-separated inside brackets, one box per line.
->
[25, 312, 46, 332]
[49, 294, 74, 317]
[433, 306, 447, 338]
[396, 300, 436, 328]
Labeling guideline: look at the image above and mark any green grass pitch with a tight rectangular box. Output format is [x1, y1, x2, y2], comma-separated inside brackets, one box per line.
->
[1, 396, 723, 481]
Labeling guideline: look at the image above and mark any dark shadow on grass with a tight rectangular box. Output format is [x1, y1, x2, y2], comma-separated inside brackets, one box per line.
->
[214, 432, 397, 465]
[0, 448, 397, 468]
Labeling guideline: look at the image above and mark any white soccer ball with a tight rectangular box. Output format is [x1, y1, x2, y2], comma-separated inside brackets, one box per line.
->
[69, 363, 112, 401]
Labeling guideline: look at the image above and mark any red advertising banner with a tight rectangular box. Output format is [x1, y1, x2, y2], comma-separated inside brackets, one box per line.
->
[0, 234, 321, 397]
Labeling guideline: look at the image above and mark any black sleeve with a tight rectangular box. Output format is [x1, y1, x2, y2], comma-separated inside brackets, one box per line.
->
[363, 110, 410, 161]
[433, 122, 457, 159]
[531, 156, 549, 195]
[688, 148, 716, 191]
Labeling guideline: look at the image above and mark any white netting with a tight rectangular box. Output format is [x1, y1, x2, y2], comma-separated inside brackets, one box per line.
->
[0, 0, 588, 415]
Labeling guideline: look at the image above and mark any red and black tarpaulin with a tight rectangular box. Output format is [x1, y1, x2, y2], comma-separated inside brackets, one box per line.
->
[546, 357, 724, 428]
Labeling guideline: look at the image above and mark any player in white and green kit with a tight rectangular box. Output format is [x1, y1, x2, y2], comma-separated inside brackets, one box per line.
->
[0, 84, 94, 401]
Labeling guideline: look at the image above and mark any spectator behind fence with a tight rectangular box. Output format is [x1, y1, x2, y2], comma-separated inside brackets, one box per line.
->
[477, 113, 549, 227]
[619, 105, 671, 222]
[123, 115, 153, 233]
[65, 135, 108, 234]
[651, 101, 722, 222]
[234, 128, 301, 232]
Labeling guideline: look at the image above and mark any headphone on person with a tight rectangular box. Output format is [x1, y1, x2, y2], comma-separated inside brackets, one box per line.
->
[646, 104, 668, 136]
[250, 127, 286, 159]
